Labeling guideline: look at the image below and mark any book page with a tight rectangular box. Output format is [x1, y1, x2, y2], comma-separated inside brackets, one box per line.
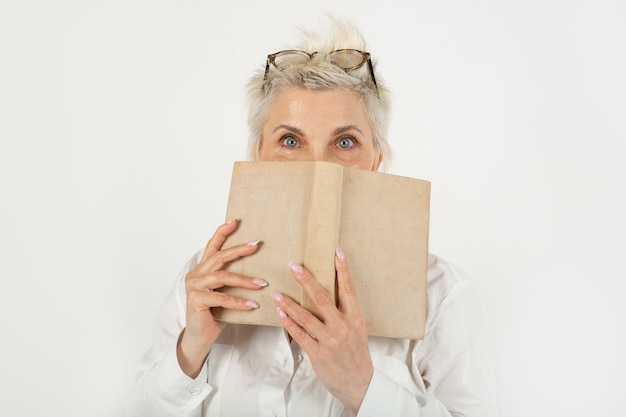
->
[214, 162, 314, 326]
[339, 167, 430, 339]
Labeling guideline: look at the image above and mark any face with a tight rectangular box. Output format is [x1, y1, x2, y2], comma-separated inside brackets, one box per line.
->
[257, 89, 382, 171]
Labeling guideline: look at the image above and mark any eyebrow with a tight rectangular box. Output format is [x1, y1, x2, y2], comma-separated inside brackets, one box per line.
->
[272, 124, 364, 136]
[332, 125, 364, 136]
[272, 124, 305, 136]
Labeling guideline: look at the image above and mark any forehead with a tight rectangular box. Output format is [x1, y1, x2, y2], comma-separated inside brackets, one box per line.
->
[265, 88, 371, 128]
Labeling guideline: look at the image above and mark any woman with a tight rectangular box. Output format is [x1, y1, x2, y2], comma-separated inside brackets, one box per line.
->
[127, 20, 495, 417]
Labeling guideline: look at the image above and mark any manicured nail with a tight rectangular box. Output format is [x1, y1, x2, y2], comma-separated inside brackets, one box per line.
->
[276, 307, 288, 319]
[289, 261, 304, 274]
[246, 240, 260, 246]
[253, 278, 268, 287]
[336, 247, 346, 261]
[246, 300, 259, 309]
[271, 292, 283, 302]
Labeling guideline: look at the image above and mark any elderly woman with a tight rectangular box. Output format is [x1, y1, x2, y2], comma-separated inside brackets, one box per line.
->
[127, 20, 495, 417]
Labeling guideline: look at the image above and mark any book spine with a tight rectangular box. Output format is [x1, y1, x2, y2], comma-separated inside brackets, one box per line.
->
[301, 163, 344, 316]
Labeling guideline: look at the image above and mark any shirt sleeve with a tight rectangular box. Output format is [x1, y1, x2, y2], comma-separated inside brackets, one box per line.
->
[357, 258, 498, 417]
[125, 250, 212, 417]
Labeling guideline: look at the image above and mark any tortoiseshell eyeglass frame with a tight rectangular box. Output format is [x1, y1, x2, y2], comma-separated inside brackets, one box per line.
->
[262, 49, 379, 98]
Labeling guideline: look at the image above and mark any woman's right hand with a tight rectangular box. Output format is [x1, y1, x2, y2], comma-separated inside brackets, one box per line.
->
[176, 219, 266, 378]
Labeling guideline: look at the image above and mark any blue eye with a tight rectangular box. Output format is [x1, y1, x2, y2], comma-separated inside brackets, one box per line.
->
[281, 136, 299, 148]
[337, 137, 355, 149]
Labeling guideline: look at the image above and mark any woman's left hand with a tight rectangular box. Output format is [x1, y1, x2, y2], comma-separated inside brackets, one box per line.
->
[271, 247, 373, 415]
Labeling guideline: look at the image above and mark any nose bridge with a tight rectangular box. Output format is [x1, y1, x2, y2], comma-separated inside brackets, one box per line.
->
[300, 134, 328, 162]
[309, 141, 327, 161]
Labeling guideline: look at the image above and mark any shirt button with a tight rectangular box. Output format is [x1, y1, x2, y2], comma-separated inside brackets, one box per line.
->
[294, 353, 303, 362]
[189, 386, 201, 395]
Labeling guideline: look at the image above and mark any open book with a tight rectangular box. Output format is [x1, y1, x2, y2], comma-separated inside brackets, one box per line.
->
[214, 161, 430, 340]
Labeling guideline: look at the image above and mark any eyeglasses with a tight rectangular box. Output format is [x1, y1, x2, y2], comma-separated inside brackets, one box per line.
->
[263, 49, 379, 97]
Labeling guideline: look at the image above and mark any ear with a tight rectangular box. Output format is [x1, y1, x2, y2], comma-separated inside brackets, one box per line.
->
[371, 152, 383, 172]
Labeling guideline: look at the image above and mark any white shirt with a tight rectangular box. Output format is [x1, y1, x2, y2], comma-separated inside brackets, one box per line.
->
[126, 251, 496, 417]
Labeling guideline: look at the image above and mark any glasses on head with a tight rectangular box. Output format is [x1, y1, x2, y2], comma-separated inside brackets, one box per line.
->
[263, 49, 379, 97]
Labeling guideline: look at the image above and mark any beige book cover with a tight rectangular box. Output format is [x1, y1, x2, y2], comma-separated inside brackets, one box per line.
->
[214, 161, 430, 340]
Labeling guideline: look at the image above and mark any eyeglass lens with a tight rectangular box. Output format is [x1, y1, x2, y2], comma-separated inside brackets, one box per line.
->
[272, 51, 311, 70]
[328, 50, 366, 70]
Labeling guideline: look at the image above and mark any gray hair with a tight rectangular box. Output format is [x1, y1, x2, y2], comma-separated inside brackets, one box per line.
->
[245, 19, 393, 169]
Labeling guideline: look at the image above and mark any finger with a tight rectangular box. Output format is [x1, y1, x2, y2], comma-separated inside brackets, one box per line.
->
[187, 289, 260, 311]
[197, 239, 261, 274]
[288, 261, 339, 320]
[274, 303, 319, 351]
[335, 248, 361, 316]
[187, 270, 268, 292]
[271, 291, 328, 342]
[200, 219, 239, 263]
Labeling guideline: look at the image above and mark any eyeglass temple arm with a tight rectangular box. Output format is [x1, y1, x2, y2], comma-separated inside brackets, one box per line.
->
[366, 57, 380, 98]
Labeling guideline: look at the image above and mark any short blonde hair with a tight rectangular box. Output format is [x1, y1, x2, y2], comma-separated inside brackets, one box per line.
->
[246, 18, 393, 169]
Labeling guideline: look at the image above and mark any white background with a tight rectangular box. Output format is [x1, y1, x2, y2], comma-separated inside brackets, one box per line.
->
[1, 1, 624, 416]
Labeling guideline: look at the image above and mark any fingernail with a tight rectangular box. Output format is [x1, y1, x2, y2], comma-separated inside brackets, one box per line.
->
[226, 218, 238, 225]
[289, 261, 304, 274]
[246, 300, 259, 309]
[246, 240, 261, 246]
[277, 307, 288, 319]
[253, 278, 268, 287]
[336, 247, 346, 261]
[271, 292, 283, 302]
